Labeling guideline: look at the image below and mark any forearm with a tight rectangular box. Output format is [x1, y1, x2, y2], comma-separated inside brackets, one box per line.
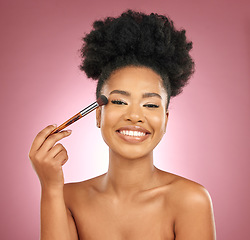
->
[40, 187, 71, 240]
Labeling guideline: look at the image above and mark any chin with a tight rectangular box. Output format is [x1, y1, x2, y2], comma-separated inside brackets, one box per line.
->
[111, 145, 154, 160]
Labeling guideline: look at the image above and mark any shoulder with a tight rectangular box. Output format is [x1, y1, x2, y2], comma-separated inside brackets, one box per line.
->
[171, 174, 212, 207]
[158, 169, 212, 207]
[160, 171, 216, 239]
[63, 173, 106, 208]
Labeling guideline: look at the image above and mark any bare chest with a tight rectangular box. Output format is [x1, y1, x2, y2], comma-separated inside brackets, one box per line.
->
[71, 194, 175, 240]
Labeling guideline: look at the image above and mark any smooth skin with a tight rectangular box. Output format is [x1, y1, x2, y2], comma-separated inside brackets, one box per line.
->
[29, 66, 216, 240]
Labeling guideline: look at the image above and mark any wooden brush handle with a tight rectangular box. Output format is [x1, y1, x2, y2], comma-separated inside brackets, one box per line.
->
[49, 112, 82, 135]
[48, 97, 106, 136]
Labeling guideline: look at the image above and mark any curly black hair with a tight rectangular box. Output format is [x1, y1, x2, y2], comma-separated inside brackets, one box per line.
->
[80, 10, 194, 109]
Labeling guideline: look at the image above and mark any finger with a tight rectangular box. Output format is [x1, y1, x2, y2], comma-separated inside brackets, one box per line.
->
[29, 125, 57, 156]
[54, 149, 69, 165]
[38, 130, 72, 153]
[47, 143, 65, 158]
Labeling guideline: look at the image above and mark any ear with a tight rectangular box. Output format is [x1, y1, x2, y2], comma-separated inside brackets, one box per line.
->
[164, 110, 169, 134]
[96, 106, 102, 128]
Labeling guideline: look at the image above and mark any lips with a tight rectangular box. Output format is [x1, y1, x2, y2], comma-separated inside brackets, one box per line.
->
[116, 125, 151, 143]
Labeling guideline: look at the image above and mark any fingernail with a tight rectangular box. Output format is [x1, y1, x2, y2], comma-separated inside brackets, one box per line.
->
[66, 130, 72, 133]
[53, 124, 57, 127]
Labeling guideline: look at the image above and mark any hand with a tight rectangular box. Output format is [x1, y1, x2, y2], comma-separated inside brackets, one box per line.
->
[29, 125, 72, 190]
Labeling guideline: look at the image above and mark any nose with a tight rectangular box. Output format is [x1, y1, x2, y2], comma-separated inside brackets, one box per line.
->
[124, 103, 144, 123]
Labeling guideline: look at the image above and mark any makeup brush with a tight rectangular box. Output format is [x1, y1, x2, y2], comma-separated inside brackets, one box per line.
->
[49, 95, 108, 135]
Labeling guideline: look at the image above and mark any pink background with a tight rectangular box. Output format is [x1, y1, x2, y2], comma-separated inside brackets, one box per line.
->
[0, 0, 249, 239]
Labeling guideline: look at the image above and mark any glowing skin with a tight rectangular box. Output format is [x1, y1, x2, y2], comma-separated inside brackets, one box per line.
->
[96, 66, 169, 160]
[29, 66, 216, 239]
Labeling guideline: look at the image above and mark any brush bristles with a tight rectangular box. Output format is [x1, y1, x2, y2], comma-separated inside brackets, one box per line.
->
[97, 95, 108, 106]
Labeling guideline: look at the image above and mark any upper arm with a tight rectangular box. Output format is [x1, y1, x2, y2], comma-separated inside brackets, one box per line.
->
[174, 185, 216, 240]
[64, 184, 79, 240]
[66, 208, 79, 240]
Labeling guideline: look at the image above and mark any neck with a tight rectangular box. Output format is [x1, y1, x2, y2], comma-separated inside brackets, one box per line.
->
[102, 149, 159, 198]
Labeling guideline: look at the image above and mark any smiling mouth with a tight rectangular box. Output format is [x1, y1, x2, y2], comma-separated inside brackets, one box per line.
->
[115, 126, 151, 143]
[115, 129, 150, 143]
[117, 130, 147, 137]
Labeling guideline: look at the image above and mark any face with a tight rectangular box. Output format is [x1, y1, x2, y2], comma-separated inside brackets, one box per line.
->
[96, 66, 169, 159]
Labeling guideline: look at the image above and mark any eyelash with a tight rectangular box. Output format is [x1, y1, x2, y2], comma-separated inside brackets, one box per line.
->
[144, 104, 159, 108]
[111, 100, 159, 108]
[111, 100, 127, 105]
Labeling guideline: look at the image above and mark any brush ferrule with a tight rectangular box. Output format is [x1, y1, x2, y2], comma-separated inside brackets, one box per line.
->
[80, 101, 99, 117]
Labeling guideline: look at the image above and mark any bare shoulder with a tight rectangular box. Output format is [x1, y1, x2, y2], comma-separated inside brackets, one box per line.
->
[158, 170, 216, 239]
[63, 173, 106, 208]
[173, 176, 214, 220]
[158, 169, 212, 206]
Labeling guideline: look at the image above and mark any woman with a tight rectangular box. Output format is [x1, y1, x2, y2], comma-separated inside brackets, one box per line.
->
[29, 10, 216, 239]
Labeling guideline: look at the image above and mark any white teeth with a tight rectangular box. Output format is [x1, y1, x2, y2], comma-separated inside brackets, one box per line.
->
[119, 130, 146, 137]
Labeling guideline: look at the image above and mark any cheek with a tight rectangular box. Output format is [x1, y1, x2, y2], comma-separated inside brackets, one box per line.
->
[148, 113, 166, 133]
[100, 108, 122, 147]
[100, 107, 120, 127]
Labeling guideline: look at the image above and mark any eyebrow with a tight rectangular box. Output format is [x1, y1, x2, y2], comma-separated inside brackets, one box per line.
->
[109, 90, 162, 99]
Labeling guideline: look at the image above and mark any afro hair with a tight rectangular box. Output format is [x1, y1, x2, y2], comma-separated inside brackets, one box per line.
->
[80, 10, 195, 106]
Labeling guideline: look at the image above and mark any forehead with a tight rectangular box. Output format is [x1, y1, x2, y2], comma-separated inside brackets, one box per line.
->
[103, 66, 166, 95]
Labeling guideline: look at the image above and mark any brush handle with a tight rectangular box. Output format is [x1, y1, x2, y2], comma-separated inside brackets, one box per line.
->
[49, 101, 99, 136]
[50, 112, 83, 135]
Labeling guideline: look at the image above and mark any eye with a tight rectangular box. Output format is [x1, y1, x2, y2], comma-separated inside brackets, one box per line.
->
[143, 104, 159, 108]
[111, 100, 128, 105]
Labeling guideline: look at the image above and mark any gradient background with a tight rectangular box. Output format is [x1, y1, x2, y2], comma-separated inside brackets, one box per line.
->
[0, 0, 249, 239]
